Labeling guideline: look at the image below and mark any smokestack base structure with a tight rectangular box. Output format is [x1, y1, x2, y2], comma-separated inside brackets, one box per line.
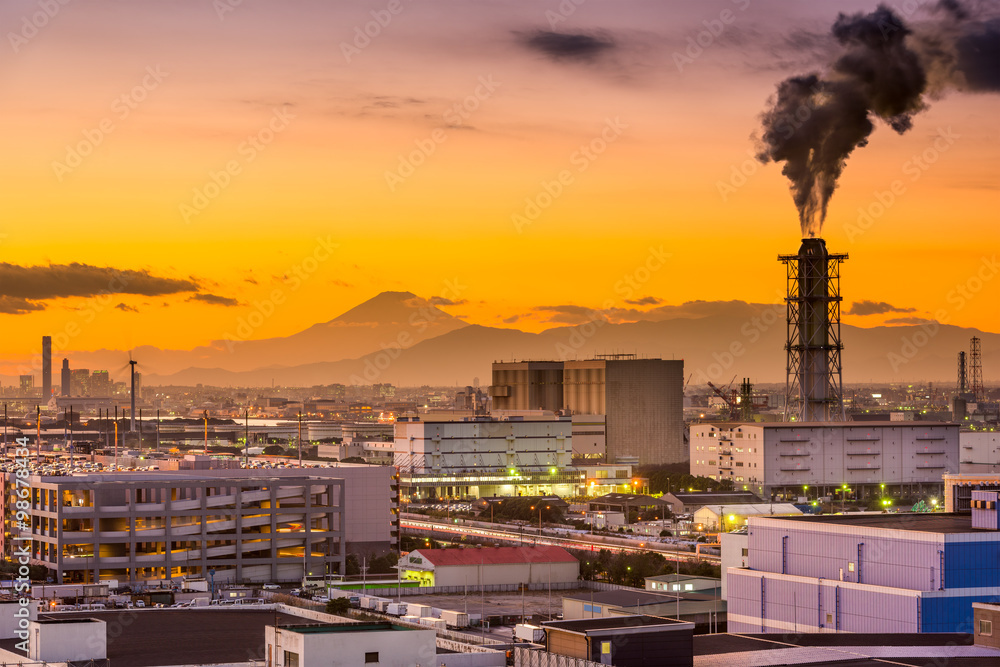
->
[779, 238, 848, 422]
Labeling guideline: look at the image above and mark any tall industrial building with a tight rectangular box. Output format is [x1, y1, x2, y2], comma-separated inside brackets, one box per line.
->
[60, 358, 71, 397]
[491, 356, 684, 465]
[41, 335, 52, 400]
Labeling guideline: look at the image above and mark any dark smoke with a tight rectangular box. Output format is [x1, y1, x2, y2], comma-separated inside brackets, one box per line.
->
[756, 1, 1000, 238]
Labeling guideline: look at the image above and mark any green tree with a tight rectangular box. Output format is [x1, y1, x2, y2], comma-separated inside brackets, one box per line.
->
[262, 444, 285, 455]
[326, 597, 351, 615]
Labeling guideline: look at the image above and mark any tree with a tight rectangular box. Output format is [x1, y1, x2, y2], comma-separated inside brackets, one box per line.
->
[341, 456, 367, 464]
[262, 445, 285, 455]
[326, 597, 351, 615]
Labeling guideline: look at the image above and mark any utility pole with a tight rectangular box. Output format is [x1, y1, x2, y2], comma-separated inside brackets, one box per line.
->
[36, 405, 41, 464]
[203, 411, 208, 455]
[114, 406, 119, 468]
[244, 410, 249, 467]
[297, 412, 303, 467]
[156, 409, 160, 453]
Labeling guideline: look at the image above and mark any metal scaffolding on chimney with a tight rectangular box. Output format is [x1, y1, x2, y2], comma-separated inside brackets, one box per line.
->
[779, 238, 848, 423]
[970, 336, 984, 402]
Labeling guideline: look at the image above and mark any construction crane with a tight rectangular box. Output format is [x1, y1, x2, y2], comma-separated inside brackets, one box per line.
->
[707, 375, 738, 420]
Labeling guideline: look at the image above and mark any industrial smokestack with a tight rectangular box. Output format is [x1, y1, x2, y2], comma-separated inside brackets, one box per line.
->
[780, 238, 847, 422]
[756, 2, 1000, 237]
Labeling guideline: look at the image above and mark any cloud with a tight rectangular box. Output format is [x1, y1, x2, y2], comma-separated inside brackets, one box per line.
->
[846, 300, 918, 316]
[0, 296, 45, 315]
[115, 303, 139, 313]
[625, 296, 662, 306]
[502, 315, 520, 324]
[188, 293, 240, 307]
[0, 262, 199, 299]
[885, 316, 937, 325]
[430, 296, 469, 306]
[0, 262, 198, 313]
[518, 30, 615, 62]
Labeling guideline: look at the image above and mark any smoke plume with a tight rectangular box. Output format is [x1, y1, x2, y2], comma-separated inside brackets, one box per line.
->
[756, 2, 1000, 238]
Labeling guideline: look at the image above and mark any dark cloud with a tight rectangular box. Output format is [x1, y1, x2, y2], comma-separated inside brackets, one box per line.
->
[0, 296, 45, 315]
[846, 300, 917, 316]
[244, 277, 258, 285]
[518, 30, 615, 62]
[0, 262, 199, 300]
[885, 316, 937, 325]
[625, 296, 662, 306]
[188, 293, 240, 307]
[115, 303, 139, 313]
[429, 297, 468, 307]
[502, 315, 520, 324]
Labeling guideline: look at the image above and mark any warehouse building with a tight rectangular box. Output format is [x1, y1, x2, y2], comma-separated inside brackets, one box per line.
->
[690, 421, 959, 499]
[400, 546, 579, 588]
[727, 501, 1000, 633]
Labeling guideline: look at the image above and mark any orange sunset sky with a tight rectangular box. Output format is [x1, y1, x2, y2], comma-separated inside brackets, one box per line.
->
[1, 0, 998, 364]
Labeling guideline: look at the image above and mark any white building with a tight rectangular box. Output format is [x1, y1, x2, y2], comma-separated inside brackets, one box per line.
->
[401, 546, 579, 588]
[394, 416, 572, 474]
[959, 430, 1000, 473]
[690, 421, 959, 499]
[267, 622, 438, 667]
[719, 530, 748, 600]
[693, 503, 802, 531]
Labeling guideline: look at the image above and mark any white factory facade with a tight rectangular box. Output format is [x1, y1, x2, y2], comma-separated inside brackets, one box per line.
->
[690, 421, 960, 499]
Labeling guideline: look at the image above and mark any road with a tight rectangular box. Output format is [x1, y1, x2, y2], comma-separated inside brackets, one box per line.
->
[401, 516, 720, 563]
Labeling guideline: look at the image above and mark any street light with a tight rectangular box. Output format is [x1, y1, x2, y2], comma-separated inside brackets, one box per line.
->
[530, 505, 549, 531]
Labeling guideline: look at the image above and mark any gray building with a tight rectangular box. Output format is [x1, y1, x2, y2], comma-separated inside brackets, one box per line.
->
[3, 466, 396, 585]
[491, 356, 684, 465]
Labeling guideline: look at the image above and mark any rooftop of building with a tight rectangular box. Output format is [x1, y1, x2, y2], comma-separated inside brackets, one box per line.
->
[756, 512, 979, 534]
[588, 493, 669, 506]
[0, 610, 301, 667]
[562, 588, 718, 606]
[407, 545, 578, 567]
[697, 503, 802, 515]
[696, 421, 956, 429]
[543, 615, 690, 634]
[280, 622, 419, 634]
[693, 632, 995, 667]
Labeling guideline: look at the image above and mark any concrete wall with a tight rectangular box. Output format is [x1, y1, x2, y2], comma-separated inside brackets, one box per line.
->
[29, 619, 107, 662]
[727, 569, 921, 634]
[420, 560, 580, 588]
[720, 532, 748, 600]
[960, 431, 1000, 473]
[601, 359, 684, 466]
[267, 624, 437, 667]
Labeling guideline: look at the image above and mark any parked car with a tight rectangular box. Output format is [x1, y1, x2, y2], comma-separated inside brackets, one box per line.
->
[262, 583, 280, 590]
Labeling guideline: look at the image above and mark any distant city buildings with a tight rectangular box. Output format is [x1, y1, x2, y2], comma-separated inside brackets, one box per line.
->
[41, 335, 52, 399]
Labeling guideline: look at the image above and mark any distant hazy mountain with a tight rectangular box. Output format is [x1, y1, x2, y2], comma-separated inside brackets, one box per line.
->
[136, 299, 1000, 387]
[58, 291, 468, 377]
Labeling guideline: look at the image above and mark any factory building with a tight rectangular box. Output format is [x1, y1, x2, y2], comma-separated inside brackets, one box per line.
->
[959, 430, 1000, 473]
[400, 546, 579, 588]
[1, 466, 397, 584]
[727, 507, 1000, 633]
[490, 356, 684, 465]
[690, 421, 959, 499]
[394, 415, 587, 499]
